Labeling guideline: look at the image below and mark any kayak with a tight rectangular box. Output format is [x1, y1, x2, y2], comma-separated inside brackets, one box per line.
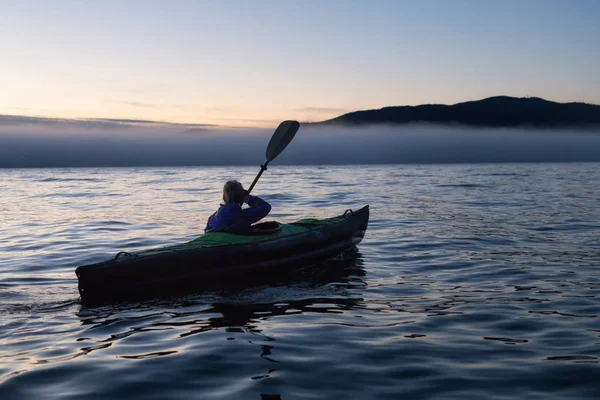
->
[76, 205, 369, 306]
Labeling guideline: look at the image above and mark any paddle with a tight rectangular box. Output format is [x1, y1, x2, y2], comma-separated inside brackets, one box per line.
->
[247, 120, 300, 194]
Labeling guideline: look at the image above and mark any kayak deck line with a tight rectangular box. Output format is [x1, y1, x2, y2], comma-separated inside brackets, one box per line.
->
[76, 205, 370, 307]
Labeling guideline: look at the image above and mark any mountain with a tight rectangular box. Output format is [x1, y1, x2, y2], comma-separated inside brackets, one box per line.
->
[318, 96, 600, 128]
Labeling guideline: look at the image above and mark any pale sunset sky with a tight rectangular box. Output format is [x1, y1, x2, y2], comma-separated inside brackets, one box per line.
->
[1, 0, 599, 127]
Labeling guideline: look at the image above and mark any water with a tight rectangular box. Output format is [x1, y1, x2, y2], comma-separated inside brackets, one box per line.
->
[1, 164, 599, 399]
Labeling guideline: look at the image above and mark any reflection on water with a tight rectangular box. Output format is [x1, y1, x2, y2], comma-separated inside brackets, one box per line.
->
[1, 164, 600, 399]
[77, 253, 366, 345]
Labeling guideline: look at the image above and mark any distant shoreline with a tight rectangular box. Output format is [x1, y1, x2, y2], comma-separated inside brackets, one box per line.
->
[313, 96, 600, 129]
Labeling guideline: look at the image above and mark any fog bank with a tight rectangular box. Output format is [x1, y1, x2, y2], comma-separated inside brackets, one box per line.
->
[0, 120, 599, 167]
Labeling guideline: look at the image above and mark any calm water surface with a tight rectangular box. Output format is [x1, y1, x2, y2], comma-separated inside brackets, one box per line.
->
[1, 164, 599, 399]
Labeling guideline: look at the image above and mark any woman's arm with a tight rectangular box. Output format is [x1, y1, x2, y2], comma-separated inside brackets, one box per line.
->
[241, 194, 271, 225]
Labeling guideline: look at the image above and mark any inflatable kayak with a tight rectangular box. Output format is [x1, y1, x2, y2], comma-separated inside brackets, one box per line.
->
[76, 205, 369, 306]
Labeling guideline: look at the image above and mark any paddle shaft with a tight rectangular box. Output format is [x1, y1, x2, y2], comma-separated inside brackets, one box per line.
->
[247, 162, 268, 195]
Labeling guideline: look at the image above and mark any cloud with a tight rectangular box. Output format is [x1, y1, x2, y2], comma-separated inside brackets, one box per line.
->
[127, 83, 169, 95]
[212, 117, 285, 127]
[85, 118, 164, 125]
[183, 127, 216, 135]
[1, 106, 36, 111]
[183, 123, 220, 129]
[206, 106, 241, 114]
[295, 107, 350, 115]
[0, 114, 219, 131]
[111, 98, 187, 110]
[118, 101, 159, 109]
[0, 114, 77, 126]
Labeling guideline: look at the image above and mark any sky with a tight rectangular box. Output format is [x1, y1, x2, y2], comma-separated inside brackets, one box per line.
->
[1, 0, 599, 127]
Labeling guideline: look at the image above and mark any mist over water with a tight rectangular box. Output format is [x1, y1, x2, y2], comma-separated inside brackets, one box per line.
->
[1, 120, 599, 167]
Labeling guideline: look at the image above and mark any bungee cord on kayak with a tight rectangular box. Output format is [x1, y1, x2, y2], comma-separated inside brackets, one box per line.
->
[113, 251, 138, 261]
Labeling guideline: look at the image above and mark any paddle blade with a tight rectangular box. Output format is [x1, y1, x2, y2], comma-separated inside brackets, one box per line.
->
[265, 120, 299, 162]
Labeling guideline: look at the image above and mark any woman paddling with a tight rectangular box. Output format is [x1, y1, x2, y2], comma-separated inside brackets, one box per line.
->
[205, 180, 271, 234]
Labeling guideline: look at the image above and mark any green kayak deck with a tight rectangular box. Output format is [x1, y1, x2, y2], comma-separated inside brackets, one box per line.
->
[137, 215, 345, 257]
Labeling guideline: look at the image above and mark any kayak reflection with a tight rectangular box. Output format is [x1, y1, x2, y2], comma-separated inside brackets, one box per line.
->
[179, 254, 367, 338]
[71, 253, 366, 366]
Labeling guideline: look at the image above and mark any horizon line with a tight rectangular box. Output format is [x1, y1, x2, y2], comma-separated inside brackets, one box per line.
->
[3, 95, 599, 129]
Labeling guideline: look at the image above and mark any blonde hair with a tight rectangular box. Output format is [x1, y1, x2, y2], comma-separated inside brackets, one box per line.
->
[223, 180, 245, 205]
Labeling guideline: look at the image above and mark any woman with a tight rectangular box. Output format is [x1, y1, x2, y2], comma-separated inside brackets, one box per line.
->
[205, 180, 271, 234]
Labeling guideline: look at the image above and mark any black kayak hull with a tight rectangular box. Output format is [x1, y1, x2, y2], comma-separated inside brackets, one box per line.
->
[76, 205, 369, 307]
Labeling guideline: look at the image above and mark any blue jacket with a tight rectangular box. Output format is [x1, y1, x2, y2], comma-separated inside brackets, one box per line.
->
[205, 194, 271, 234]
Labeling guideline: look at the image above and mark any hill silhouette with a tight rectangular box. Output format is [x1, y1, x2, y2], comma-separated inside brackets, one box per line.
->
[319, 96, 600, 128]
